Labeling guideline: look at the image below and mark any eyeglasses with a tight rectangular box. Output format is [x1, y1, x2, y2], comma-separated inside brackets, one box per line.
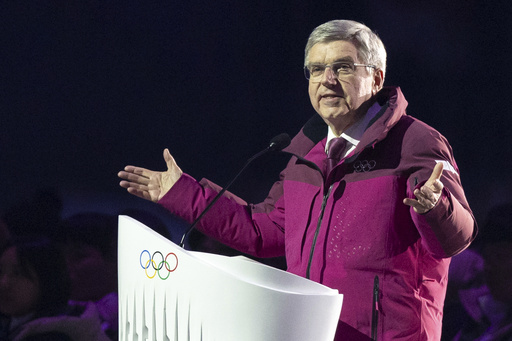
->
[304, 61, 377, 82]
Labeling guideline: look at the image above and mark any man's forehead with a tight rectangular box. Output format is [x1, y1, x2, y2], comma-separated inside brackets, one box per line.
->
[308, 40, 359, 62]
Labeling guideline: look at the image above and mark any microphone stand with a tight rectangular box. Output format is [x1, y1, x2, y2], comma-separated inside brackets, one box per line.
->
[179, 134, 290, 248]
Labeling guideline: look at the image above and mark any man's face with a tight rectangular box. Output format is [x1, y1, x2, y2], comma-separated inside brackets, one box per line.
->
[307, 40, 381, 135]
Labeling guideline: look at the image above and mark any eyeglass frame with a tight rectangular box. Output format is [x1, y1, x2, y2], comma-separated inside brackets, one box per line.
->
[304, 61, 377, 82]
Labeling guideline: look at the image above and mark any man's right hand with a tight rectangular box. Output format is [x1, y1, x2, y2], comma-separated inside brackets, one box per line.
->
[118, 148, 183, 203]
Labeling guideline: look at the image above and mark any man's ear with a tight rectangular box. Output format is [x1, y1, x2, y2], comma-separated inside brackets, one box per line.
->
[373, 69, 384, 94]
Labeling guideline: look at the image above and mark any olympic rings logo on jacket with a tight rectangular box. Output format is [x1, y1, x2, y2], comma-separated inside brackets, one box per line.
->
[353, 160, 376, 173]
[139, 250, 178, 280]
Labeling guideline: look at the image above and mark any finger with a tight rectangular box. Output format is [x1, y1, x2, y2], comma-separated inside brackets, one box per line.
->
[123, 166, 154, 179]
[122, 165, 139, 173]
[118, 170, 136, 180]
[420, 179, 443, 199]
[432, 162, 444, 180]
[403, 197, 432, 214]
[414, 190, 433, 207]
[403, 197, 416, 208]
[119, 180, 130, 189]
[403, 198, 426, 213]
[410, 187, 437, 207]
[418, 186, 436, 201]
[426, 162, 444, 186]
[431, 178, 444, 192]
[126, 187, 151, 201]
[119, 179, 148, 191]
[118, 171, 151, 185]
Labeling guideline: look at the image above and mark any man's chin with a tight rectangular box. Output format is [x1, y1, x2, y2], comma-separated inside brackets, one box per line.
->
[318, 109, 360, 133]
[320, 110, 353, 122]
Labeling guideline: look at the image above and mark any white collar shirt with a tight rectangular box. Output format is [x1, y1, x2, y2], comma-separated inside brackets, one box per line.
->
[325, 101, 383, 158]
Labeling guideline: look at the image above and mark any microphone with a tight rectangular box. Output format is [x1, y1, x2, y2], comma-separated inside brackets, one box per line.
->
[179, 133, 291, 247]
[268, 133, 291, 151]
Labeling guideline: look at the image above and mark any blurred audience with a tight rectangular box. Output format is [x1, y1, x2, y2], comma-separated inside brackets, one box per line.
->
[443, 247, 485, 340]
[448, 203, 512, 341]
[59, 213, 118, 302]
[58, 209, 172, 340]
[0, 236, 110, 340]
[1, 189, 183, 340]
[57, 212, 119, 340]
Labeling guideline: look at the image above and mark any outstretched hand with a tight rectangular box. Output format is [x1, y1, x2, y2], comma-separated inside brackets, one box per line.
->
[403, 162, 444, 214]
[118, 149, 183, 203]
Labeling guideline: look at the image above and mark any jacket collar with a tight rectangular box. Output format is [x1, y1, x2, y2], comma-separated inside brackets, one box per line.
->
[284, 86, 408, 159]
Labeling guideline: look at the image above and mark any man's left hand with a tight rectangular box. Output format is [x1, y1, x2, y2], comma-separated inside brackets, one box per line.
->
[403, 162, 444, 214]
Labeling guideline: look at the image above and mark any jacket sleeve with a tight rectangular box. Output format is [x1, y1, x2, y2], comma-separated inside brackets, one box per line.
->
[158, 172, 287, 257]
[403, 121, 477, 258]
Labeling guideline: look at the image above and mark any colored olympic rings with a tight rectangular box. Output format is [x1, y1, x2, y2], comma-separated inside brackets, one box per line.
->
[139, 250, 178, 280]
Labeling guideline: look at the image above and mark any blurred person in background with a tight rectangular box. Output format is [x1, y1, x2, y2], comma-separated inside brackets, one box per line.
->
[0, 236, 109, 340]
[58, 212, 119, 340]
[58, 209, 172, 340]
[451, 203, 512, 341]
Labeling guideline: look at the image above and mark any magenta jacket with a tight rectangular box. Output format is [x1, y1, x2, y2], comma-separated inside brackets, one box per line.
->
[159, 87, 476, 340]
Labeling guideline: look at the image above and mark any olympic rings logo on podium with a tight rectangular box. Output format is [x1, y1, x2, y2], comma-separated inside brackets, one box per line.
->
[139, 250, 178, 280]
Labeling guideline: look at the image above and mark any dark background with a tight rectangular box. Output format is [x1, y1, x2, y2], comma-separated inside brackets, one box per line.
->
[1, 1, 511, 239]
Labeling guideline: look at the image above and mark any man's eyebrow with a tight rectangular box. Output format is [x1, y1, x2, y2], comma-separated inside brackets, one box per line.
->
[309, 56, 355, 65]
[332, 56, 355, 63]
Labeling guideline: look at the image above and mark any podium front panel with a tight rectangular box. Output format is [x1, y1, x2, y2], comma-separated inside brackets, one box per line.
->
[118, 215, 343, 341]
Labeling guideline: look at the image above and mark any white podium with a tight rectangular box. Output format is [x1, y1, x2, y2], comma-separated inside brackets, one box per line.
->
[118, 215, 343, 341]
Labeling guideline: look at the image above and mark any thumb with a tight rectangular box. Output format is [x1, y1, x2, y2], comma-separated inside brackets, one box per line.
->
[162, 148, 183, 188]
[425, 162, 444, 193]
[163, 148, 176, 170]
[427, 162, 443, 185]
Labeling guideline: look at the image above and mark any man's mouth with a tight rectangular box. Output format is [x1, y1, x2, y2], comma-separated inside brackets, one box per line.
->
[321, 94, 343, 103]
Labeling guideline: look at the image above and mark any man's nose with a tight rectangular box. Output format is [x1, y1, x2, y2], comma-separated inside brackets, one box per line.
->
[321, 66, 338, 85]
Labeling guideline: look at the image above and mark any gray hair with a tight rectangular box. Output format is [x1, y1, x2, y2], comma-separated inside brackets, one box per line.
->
[305, 20, 387, 76]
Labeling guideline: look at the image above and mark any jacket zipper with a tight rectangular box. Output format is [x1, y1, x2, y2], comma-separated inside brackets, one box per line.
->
[306, 184, 333, 279]
[304, 139, 376, 280]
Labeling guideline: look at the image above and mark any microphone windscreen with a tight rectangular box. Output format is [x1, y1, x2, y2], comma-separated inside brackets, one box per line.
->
[268, 133, 291, 151]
